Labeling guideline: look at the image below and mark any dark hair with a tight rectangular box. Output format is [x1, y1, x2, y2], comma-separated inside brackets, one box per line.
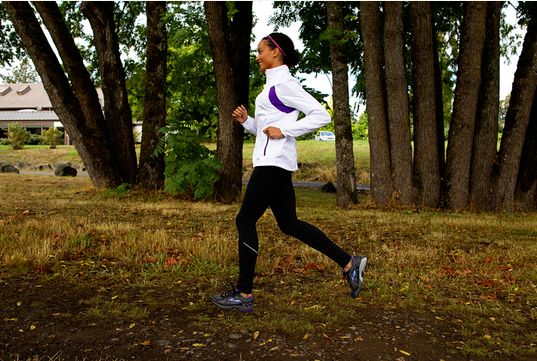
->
[263, 32, 301, 68]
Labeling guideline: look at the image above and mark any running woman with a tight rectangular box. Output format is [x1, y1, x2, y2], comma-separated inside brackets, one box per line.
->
[211, 33, 367, 312]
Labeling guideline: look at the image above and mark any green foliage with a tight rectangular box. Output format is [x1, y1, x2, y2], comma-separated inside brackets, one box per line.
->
[102, 183, 132, 198]
[0, 3, 27, 67]
[154, 125, 222, 200]
[7, 122, 31, 150]
[41, 128, 64, 149]
[0, 58, 39, 83]
[355, 112, 368, 140]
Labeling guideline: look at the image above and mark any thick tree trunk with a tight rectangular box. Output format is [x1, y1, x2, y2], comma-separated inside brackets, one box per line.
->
[431, 13, 446, 177]
[327, 1, 357, 208]
[205, 1, 251, 203]
[495, 3, 537, 211]
[469, 2, 502, 211]
[137, 1, 168, 190]
[410, 2, 441, 208]
[360, 2, 391, 206]
[82, 1, 138, 186]
[445, 2, 487, 210]
[4, 1, 122, 188]
[384, 1, 413, 206]
[515, 90, 537, 211]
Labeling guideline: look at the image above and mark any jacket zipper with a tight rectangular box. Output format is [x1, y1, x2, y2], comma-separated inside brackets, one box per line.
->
[264, 136, 269, 156]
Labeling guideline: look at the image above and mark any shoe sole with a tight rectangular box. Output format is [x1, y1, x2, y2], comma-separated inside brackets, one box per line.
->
[210, 297, 253, 312]
[351, 256, 368, 298]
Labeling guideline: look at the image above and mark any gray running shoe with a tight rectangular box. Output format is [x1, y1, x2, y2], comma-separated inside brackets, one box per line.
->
[343, 256, 367, 298]
[211, 287, 254, 312]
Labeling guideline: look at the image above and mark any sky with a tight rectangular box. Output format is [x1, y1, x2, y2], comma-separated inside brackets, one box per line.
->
[250, 1, 527, 114]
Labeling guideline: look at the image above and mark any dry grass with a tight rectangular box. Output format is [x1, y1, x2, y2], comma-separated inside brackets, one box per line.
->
[1, 170, 537, 358]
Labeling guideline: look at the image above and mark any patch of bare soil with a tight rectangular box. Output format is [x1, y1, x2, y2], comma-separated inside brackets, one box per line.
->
[0, 273, 525, 361]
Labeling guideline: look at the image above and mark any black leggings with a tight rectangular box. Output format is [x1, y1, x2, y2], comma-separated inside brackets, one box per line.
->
[235, 166, 351, 294]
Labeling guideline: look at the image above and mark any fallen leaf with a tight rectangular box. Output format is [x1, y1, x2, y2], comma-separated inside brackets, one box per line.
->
[399, 350, 411, 356]
[303, 333, 309, 340]
[484, 335, 492, 339]
[129, 323, 135, 328]
[16, 302, 22, 307]
[253, 331, 259, 340]
[322, 333, 331, 340]
[30, 325, 36, 330]
[192, 343, 205, 347]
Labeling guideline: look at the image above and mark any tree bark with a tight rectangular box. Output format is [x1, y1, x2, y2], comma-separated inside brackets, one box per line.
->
[360, 1, 391, 206]
[515, 89, 537, 211]
[445, 2, 487, 210]
[410, 1, 441, 208]
[327, 1, 357, 208]
[137, 1, 168, 190]
[495, 2, 537, 211]
[4, 1, 123, 188]
[469, 2, 502, 211]
[204, 1, 251, 203]
[82, 1, 138, 186]
[384, 1, 413, 205]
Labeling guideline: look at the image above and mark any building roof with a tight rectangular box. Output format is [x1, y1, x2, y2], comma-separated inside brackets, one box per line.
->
[0, 110, 59, 121]
[0, 83, 104, 111]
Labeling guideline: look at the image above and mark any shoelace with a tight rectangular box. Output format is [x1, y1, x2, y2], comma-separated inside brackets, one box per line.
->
[220, 288, 239, 298]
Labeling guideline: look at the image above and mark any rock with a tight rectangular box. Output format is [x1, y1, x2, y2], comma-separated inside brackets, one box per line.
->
[321, 181, 337, 193]
[33, 163, 52, 171]
[54, 164, 77, 177]
[71, 162, 86, 172]
[1, 164, 19, 174]
[0, 161, 10, 168]
[52, 161, 70, 170]
[17, 161, 32, 169]
[157, 340, 172, 346]
[229, 334, 242, 339]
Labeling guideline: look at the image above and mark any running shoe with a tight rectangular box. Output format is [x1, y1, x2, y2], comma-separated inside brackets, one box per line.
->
[211, 287, 254, 312]
[343, 255, 367, 298]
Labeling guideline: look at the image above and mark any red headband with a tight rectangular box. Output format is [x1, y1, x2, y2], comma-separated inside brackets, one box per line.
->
[267, 35, 286, 57]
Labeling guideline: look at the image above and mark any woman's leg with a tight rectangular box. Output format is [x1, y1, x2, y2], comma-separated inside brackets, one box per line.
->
[235, 166, 289, 294]
[270, 169, 351, 268]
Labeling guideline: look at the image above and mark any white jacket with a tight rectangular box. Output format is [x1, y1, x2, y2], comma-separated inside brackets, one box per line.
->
[242, 65, 331, 171]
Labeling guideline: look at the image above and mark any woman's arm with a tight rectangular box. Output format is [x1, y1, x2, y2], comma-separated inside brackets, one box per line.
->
[276, 80, 331, 138]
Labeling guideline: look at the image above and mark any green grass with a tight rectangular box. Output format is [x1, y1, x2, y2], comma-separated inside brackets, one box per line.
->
[1, 142, 537, 358]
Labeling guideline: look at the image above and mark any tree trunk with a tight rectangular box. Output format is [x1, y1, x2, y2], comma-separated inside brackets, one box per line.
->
[384, 1, 413, 205]
[327, 1, 357, 208]
[410, 1, 441, 208]
[137, 1, 168, 190]
[469, 2, 502, 211]
[4, 1, 122, 188]
[205, 1, 251, 203]
[495, 3, 537, 211]
[82, 1, 138, 186]
[515, 89, 537, 211]
[445, 2, 487, 210]
[360, 1, 391, 206]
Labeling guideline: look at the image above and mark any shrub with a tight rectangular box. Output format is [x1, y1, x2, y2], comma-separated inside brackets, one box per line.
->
[7, 122, 32, 150]
[154, 125, 222, 200]
[42, 128, 64, 149]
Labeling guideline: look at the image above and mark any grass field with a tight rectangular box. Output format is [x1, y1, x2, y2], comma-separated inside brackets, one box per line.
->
[0, 140, 371, 185]
[1, 143, 537, 359]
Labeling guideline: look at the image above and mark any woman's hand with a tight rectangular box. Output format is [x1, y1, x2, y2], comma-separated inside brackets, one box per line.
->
[263, 126, 284, 139]
[232, 105, 248, 124]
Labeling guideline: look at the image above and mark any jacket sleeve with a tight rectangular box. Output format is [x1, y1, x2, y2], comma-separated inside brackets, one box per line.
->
[241, 115, 257, 135]
[277, 79, 331, 138]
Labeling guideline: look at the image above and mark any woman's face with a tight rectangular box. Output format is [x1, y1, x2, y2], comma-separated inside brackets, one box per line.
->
[256, 39, 281, 72]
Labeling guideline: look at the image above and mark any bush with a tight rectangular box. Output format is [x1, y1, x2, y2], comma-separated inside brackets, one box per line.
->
[42, 128, 64, 149]
[7, 122, 32, 150]
[155, 126, 222, 200]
